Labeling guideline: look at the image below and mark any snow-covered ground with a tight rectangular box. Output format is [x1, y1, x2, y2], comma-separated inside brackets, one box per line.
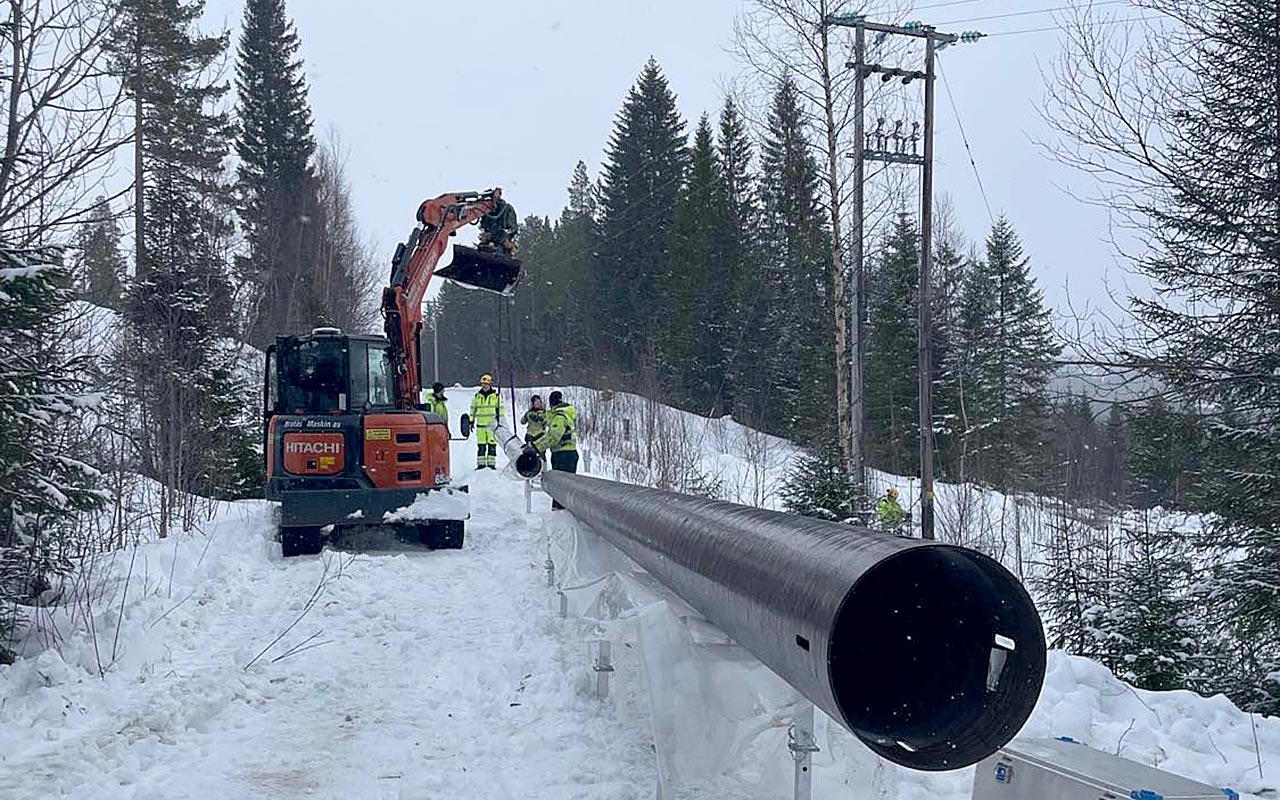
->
[1, 385, 1276, 798]
[0, 393, 654, 799]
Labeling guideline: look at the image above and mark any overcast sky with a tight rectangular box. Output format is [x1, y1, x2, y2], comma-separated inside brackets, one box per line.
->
[200, 0, 1140, 315]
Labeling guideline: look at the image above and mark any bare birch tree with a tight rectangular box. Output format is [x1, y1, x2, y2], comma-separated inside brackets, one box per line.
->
[733, 0, 913, 470]
[0, 0, 129, 245]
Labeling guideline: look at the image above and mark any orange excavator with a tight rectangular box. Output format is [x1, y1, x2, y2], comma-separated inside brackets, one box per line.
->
[262, 190, 521, 556]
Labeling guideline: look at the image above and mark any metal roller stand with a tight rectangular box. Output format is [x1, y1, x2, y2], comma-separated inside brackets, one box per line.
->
[593, 640, 615, 700]
[788, 704, 820, 800]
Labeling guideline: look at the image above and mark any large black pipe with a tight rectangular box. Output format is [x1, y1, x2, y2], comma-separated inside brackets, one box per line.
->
[494, 419, 542, 477]
[493, 421, 1045, 770]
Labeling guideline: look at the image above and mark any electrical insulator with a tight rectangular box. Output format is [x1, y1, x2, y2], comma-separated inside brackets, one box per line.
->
[903, 20, 924, 32]
[960, 30, 985, 43]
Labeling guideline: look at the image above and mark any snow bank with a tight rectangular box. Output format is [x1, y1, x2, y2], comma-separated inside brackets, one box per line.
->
[382, 486, 470, 522]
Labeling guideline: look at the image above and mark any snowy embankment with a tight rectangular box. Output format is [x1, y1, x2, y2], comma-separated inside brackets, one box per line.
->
[0, 375, 1275, 798]
[0, 392, 653, 799]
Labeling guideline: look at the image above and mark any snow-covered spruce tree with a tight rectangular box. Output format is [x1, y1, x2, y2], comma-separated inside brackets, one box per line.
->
[782, 442, 860, 523]
[864, 215, 920, 475]
[951, 217, 1059, 490]
[930, 216, 968, 479]
[0, 245, 105, 659]
[110, 0, 258, 524]
[593, 58, 688, 376]
[72, 198, 126, 309]
[715, 96, 762, 418]
[550, 161, 602, 380]
[663, 114, 737, 412]
[1031, 500, 1117, 666]
[1098, 512, 1208, 692]
[235, 0, 317, 347]
[1047, 1, 1279, 711]
[757, 74, 834, 443]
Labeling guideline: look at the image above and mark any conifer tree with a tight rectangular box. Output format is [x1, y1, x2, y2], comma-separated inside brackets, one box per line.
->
[506, 215, 557, 379]
[1033, 504, 1116, 664]
[782, 442, 860, 522]
[1048, 2, 1280, 709]
[553, 161, 600, 374]
[235, 0, 317, 346]
[930, 224, 967, 476]
[717, 97, 756, 241]
[72, 198, 125, 309]
[110, 0, 255, 524]
[1101, 404, 1129, 503]
[864, 215, 920, 473]
[1127, 395, 1202, 509]
[715, 96, 760, 417]
[1103, 513, 1207, 692]
[664, 115, 733, 409]
[0, 245, 104, 656]
[952, 217, 1059, 488]
[756, 75, 832, 442]
[594, 58, 688, 374]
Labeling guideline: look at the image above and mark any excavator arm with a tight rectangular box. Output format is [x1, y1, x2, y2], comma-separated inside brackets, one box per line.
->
[383, 190, 522, 409]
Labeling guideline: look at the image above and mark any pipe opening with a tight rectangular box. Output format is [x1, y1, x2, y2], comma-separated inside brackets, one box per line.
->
[514, 450, 542, 478]
[829, 546, 1045, 771]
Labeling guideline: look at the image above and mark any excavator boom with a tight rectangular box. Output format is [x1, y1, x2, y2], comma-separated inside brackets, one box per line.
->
[383, 190, 522, 408]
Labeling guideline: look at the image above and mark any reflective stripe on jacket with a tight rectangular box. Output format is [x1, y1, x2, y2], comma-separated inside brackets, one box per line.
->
[470, 389, 503, 426]
[532, 403, 577, 453]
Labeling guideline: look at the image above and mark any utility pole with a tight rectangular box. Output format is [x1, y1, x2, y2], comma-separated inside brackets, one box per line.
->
[850, 24, 867, 499]
[826, 14, 983, 541]
[918, 33, 938, 541]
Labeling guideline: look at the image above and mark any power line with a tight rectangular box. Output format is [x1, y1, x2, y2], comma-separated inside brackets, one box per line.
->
[936, 0, 1129, 26]
[983, 14, 1161, 36]
[936, 59, 994, 224]
[911, 0, 1008, 10]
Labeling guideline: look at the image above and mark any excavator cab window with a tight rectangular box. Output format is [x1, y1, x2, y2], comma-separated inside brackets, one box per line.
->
[349, 340, 394, 410]
[279, 337, 348, 414]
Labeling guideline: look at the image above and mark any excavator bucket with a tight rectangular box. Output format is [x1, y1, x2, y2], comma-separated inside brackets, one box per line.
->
[436, 245, 523, 295]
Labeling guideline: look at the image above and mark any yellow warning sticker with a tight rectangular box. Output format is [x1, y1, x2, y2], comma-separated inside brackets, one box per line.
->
[365, 428, 391, 441]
